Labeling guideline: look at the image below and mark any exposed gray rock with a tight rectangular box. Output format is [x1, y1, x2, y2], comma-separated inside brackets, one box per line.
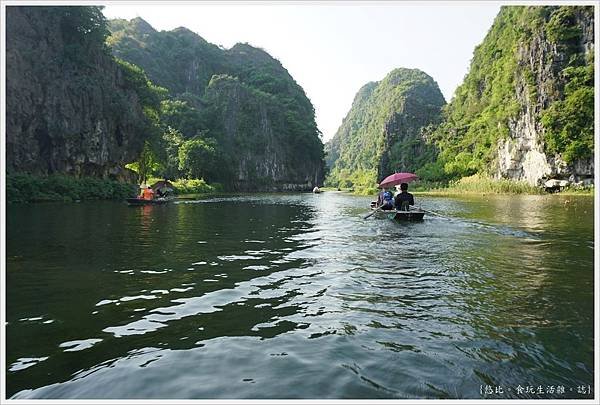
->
[205, 76, 321, 191]
[496, 7, 594, 186]
[6, 7, 149, 179]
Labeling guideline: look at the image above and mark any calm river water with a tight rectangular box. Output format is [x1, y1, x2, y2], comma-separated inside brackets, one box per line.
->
[5, 192, 595, 399]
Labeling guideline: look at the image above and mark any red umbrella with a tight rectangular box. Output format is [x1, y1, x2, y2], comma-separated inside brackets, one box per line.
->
[378, 172, 418, 188]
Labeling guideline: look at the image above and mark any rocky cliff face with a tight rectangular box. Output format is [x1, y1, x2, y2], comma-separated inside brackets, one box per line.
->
[497, 6, 594, 186]
[204, 76, 321, 191]
[324, 82, 376, 171]
[437, 6, 594, 186]
[6, 7, 150, 179]
[108, 18, 324, 190]
[325, 69, 445, 189]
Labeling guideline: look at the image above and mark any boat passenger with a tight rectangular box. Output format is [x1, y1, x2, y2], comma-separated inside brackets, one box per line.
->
[378, 188, 394, 210]
[394, 182, 414, 211]
[141, 185, 155, 200]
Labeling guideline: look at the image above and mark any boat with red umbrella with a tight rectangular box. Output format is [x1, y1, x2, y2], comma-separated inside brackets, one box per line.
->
[365, 172, 425, 221]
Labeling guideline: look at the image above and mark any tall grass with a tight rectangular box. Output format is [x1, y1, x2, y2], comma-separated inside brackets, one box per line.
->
[423, 174, 544, 195]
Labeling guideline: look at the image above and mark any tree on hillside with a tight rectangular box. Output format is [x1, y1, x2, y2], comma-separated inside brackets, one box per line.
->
[178, 136, 219, 181]
[126, 140, 162, 185]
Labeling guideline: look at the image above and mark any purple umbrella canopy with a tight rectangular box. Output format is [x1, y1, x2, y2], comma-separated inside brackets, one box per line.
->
[378, 172, 419, 188]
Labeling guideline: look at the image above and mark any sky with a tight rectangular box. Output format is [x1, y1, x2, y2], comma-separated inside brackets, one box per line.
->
[102, 1, 502, 141]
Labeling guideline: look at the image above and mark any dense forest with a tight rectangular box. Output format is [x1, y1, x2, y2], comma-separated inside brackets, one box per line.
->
[325, 5, 594, 190]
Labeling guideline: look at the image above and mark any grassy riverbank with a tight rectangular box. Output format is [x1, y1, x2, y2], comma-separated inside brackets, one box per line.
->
[322, 174, 594, 197]
[416, 175, 543, 196]
[417, 175, 593, 196]
[6, 174, 221, 203]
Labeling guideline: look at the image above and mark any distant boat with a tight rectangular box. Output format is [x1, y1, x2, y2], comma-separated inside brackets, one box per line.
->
[313, 186, 321, 194]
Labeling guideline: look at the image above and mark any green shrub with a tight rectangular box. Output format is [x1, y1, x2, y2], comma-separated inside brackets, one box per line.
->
[541, 63, 594, 163]
[6, 173, 136, 203]
[170, 178, 220, 194]
[545, 7, 581, 43]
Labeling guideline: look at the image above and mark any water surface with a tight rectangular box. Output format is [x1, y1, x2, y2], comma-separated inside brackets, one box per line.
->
[6, 192, 595, 399]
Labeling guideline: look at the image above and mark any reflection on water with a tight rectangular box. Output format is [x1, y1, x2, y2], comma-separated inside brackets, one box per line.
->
[6, 193, 595, 399]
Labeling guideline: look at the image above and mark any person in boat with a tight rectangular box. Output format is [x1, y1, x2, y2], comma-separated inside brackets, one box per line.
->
[155, 184, 172, 198]
[377, 188, 395, 210]
[140, 185, 155, 200]
[394, 182, 414, 211]
[154, 178, 173, 198]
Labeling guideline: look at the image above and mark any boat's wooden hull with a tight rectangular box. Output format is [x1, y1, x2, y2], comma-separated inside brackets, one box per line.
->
[126, 197, 173, 206]
[371, 208, 425, 221]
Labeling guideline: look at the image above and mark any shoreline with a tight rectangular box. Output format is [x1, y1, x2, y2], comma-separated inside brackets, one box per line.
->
[5, 173, 220, 204]
[320, 187, 594, 197]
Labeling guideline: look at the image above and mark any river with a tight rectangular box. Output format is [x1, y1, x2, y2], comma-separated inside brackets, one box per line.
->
[5, 192, 595, 399]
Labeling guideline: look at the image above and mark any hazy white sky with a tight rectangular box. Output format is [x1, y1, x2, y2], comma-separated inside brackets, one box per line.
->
[103, 2, 501, 141]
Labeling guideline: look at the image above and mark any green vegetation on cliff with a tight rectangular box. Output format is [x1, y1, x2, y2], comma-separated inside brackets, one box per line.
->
[6, 8, 324, 199]
[108, 19, 325, 190]
[325, 68, 445, 192]
[8, 6, 592, 199]
[325, 6, 593, 195]
[432, 6, 594, 179]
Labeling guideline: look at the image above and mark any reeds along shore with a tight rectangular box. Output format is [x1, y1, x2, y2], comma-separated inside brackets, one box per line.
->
[322, 175, 594, 196]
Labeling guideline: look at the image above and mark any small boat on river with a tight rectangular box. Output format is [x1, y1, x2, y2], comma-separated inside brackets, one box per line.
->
[126, 197, 174, 206]
[370, 207, 425, 221]
[368, 201, 425, 221]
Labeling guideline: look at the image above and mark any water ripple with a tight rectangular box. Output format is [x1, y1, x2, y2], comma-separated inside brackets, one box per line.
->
[6, 192, 594, 399]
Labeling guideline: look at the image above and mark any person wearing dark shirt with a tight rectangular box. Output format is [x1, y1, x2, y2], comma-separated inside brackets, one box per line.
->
[394, 182, 414, 211]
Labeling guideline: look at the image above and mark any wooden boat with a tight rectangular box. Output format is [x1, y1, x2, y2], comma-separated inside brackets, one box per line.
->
[370, 206, 425, 221]
[126, 197, 174, 206]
